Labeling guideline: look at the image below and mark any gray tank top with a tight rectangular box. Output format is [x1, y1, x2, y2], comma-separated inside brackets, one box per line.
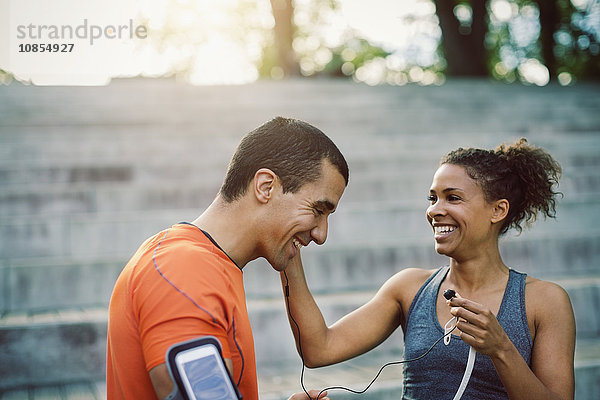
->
[402, 267, 532, 399]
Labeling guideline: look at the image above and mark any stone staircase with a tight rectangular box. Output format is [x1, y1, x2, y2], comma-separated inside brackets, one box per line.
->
[0, 78, 599, 399]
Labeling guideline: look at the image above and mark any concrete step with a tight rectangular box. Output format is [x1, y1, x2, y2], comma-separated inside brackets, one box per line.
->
[574, 338, 600, 400]
[0, 323, 598, 399]
[0, 210, 182, 260]
[1, 161, 598, 217]
[0, 144, 230, 186]
[1, 79, 599, 135]
[1, 127, 599, 168]
[0, 257, 124, 314]
[0, 188, 597, 258]
[327, 199, 599, 243]
[0, 130, 600, 169]
[0, 381, 106, 400]
[0, 308, 107, 391]
[0, 182, 221, 218]
[2, 229, 599, 314]
[240, 232, 600, 299]
[1, 274, 598, 390]
[0, 127, 239, 167]
[261, 336, 600, 400]
[1, 129, 598, 174]
[0, 353, 598, 400]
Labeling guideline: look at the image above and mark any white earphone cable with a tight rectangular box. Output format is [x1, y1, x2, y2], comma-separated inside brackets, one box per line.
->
[444, 315, 477, 400]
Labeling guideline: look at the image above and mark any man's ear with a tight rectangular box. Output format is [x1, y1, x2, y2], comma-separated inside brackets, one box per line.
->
[253, 168, 277, 204]
[491, 199, 509, 224]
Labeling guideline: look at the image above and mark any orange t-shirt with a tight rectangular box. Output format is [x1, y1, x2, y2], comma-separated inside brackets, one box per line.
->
[106, 223, 257, 399]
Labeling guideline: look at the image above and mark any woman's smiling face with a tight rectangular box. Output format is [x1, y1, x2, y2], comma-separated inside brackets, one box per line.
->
[426, 163, 498, 259]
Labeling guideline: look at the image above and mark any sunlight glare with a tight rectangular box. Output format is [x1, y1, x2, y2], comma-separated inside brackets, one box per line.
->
[491, 0, 513, 23]
[188, 36, 258, 85]
[518, 59, 549, 86]
[341, 0, 436, 51]
[558, 71, 573, 86]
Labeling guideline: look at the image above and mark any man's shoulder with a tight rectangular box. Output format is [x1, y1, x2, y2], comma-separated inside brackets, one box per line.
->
[123, 229, 223, 281]
[158, 225, 228, 265]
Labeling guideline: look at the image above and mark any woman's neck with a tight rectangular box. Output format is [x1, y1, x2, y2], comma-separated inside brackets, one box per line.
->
[447, 252, 509, 297]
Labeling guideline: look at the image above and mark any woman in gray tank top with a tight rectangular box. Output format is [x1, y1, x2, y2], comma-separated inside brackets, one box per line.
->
[282, 138, 575, 400]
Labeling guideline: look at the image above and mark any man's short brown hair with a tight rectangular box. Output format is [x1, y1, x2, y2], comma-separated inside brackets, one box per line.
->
[219, 117, 349, 202]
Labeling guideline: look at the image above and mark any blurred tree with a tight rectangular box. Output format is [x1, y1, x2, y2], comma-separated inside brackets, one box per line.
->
[106, 0, 598, 85]
[137, 0, 598, 84]
[433, 0, 599, 82]
[433, 0, 488, 76]
[269, 0, 301, 76]
[262, 0, 391, 80]
[553, 0, 600, 80]
[324, 38, 391, 77]
[533, 0, 560, 78]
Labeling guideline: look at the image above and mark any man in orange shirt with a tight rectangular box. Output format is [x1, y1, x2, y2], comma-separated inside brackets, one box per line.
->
[106, 117, 349, 400]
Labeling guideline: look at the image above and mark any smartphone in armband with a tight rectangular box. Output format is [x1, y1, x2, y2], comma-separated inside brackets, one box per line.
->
[165, 336, 243, 400]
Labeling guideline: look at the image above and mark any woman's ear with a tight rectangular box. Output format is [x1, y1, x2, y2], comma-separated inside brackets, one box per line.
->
[491, 199, 510, 224]
[253, 168, 277, 204]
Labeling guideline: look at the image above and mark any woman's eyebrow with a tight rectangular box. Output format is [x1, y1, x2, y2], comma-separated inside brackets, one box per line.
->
[442, 187, 463, 193]
[429, 187, 463, 193]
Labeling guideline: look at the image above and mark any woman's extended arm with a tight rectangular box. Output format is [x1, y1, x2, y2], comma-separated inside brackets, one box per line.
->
[280, 254, 427, 367]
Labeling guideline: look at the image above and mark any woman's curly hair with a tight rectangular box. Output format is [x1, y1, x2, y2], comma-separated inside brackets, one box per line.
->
[441, 138, 562, 235]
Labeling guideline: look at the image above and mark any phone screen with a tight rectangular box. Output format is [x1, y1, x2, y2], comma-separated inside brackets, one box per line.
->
[175, 345, 239, 400]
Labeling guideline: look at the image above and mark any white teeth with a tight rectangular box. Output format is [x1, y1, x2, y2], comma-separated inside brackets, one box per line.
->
[292, 238, 303, 249]
[435, 226, 456, 234]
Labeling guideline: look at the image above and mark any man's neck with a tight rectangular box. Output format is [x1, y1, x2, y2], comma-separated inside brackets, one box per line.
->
[191, 196, 259, 269]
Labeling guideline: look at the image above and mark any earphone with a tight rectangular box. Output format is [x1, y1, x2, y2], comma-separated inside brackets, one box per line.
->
[283, 272, 474, 400]
[443, 288, 457, 300]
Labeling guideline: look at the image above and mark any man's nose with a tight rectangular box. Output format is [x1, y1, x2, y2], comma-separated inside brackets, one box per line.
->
[311, 217, 328, 245]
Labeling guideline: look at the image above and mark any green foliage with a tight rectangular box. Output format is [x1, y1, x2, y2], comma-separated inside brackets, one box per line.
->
[262, 0, 400, 82]
[257, 35, 285, 79]
[292, 0, 599, 84]
[487, 0, 599, 83]
[555, 0, 600, 79]
[0, 69, 15, 85]
[323, 38, 391, 77]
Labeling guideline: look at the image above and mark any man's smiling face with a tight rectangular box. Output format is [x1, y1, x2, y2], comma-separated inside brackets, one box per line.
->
[262, 159, 346, 271]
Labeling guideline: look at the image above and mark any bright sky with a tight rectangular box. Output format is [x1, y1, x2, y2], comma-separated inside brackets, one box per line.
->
[124, 0, 441, 85]
[342, 0, 437, 48]
[2, 0, 594, 85]
[1, 0, 438, 85]
[137, 0, 445, 85]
